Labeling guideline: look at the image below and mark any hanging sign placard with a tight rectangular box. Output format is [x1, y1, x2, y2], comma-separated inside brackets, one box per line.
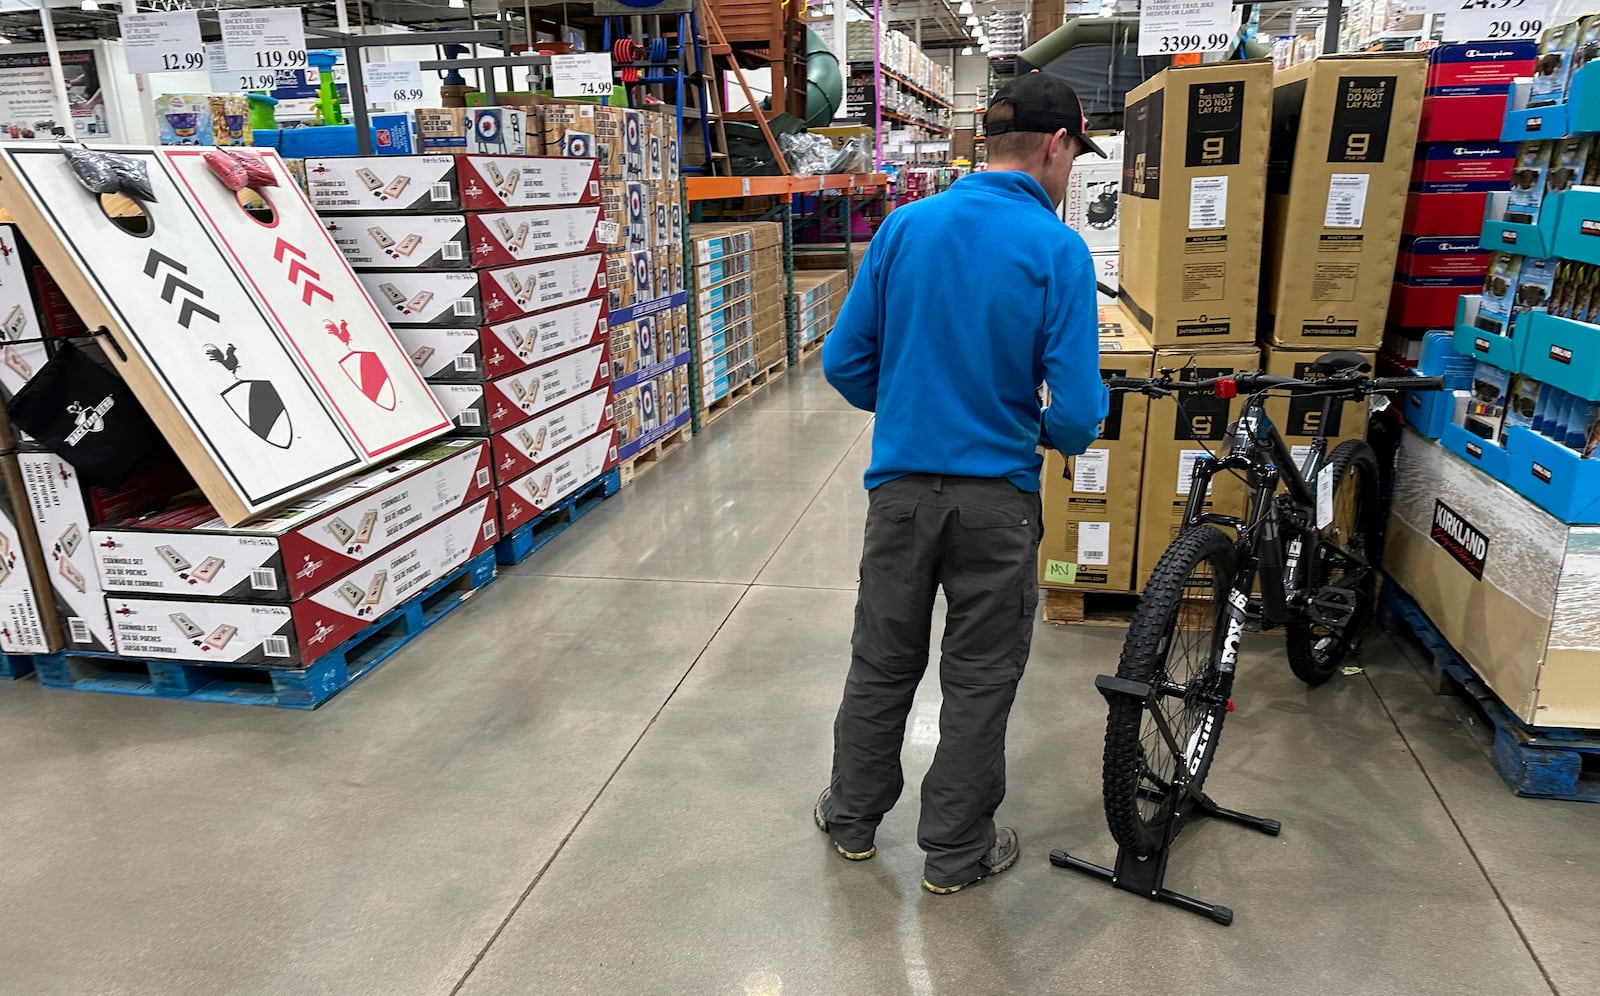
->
[551, 53, 615, 98]
[119, 10, 206, 75]
[364, 61, 426, 103]
[220, 6, 308, 78]
[1441, 0, 1547, 42]
[1138, 0, 1235, 56]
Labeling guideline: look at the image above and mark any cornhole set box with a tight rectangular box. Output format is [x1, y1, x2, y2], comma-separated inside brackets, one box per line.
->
[92, 439, 492, 603]
[479, 253, 607, 323]
[1118, 60, 1274, 347]
[489, 386, 616, 485]
[323, 214, 469, 270]
[395, 327, 486, 382]
[107, 495, 498, 667]
[1262, 54, 1427, 349]
[480, 342, 611, 432]
[498, 428, 619, 532]
[481, 297, 608, 379]
[0, 455, 64, 654]
[0, 224, 52, 412]
[358, 270, 483, 327]
[1038, 314, 1154, 592]
[0, 145, 452, 526]
[304, 154, 602, 213]
[463, 205, 606, 267]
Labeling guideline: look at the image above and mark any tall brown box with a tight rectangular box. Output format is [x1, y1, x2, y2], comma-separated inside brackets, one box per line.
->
[1119, 60, 1274, 348]
[1260, 344, 1377, 459]
[1038, 312, 1154, 592]
[1135, 341, 1261, 588]
[1262, 55, 1426, 349]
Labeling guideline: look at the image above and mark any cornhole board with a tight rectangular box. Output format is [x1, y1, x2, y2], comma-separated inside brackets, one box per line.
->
[0, 144, 449, 525]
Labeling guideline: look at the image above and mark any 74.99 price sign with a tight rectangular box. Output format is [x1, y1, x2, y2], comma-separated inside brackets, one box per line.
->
[1444, 0, 1547, 41]
[1138, 0, 1236, 56]
[551, 53, 615, 98]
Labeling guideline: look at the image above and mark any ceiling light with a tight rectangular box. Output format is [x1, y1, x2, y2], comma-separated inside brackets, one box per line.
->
[959, 0, 973, 12]
[448, 0, 465, 7]
[80, 0, 98, 9]
[966, 14, 979, 25]
[961, 45, 973, 55]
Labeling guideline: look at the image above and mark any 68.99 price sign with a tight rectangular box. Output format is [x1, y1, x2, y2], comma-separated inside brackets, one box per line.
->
[1443, 0, 1547, 41]
[1138, 0, 1236, 56]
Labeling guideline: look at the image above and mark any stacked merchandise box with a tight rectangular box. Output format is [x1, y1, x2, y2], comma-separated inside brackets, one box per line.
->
[790, 270, 849, 350]
[93, 440, 498, 666]
[1436, 15, 1600, 498]
[794, 242, 869, 288]
[1388, 42, 1536, 363]
[307, 147, 623, 532]
[746, 223, 786, 375]
[1038, 311, 1153, 593]
[1060, 133, 1124, 303]
[689, 222, 780, 409]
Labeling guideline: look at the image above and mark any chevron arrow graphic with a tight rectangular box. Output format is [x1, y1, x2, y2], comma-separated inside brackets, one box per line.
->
[144, 248, 218, 328]
[272, 238, 305, 263]
[177, 299, 220, 328]
[273, 237, 334, 307]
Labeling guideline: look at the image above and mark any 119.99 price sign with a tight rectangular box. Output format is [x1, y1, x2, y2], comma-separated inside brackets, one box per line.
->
[1138, 0, 1236, 56]
[1445, 0, 1546, 41]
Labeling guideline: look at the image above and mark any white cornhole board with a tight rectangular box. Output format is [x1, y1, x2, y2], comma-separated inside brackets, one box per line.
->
[161, 148, 449, 460]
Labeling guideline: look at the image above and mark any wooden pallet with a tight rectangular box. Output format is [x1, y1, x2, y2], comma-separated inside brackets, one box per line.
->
[620, 425, 692, 488]
[494, 468, 622, 566]
[1042, 588, 1141, 627]
[1, 653, 36, 680]
[749, 356, 788, 389]
[32, 550, 497, 710]
[1380, 583, 1600, 803]
[703, 374, 763, 426]
[797, 334, 827, 361]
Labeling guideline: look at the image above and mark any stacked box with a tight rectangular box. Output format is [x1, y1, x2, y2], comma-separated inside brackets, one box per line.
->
[689, 223, 787, 410]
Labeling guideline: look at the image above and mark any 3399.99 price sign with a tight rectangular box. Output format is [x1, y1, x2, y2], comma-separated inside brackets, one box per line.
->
[1138, 0, 1236, 56]
[1444, 0, 1547, 41]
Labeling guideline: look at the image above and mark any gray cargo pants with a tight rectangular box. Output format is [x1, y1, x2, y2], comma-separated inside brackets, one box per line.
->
[824, 473, 1041, 888]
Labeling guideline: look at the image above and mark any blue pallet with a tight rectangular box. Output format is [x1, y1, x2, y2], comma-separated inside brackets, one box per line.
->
[494, 468, 621, 566]
[33, 550, 498, 710]
[1, 654, 35, 680]
[1380, 584, 1600, 803]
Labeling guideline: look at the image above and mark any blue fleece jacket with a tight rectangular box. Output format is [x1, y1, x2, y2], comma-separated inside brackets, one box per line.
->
[822, 169, 1110, 492]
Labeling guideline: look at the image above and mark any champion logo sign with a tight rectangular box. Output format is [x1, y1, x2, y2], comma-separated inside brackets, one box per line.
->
[1551, 344, 1574, 364]
[1451, 147, 1503, 156]
[1436, 242, 1479, 252]
[1430, 500, 1488, 580]
[65, 396, 114, 446]
[1464, 49, 1518, 58]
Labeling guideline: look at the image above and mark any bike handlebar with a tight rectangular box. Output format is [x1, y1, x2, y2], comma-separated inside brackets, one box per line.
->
[1106, 372, 1446, 398]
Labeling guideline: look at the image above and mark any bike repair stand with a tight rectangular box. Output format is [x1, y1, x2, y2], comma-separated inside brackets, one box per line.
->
[1048, 678, 1283, 926]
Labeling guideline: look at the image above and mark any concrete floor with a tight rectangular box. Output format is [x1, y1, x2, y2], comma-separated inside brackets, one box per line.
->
[1, 361, 1594, 996]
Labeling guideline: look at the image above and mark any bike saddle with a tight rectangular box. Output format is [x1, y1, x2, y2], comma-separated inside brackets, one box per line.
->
[1309, 351, 1372, 378]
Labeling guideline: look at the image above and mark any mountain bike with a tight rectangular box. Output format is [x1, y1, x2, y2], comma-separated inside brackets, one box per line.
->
[1049, 351, 1444, 924]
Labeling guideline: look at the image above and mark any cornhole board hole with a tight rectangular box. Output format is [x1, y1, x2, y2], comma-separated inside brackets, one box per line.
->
[0, 145, 450, 525]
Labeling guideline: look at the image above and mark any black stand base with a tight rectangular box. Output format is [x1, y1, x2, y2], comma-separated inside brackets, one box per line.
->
[1049, 794, 1281, 926]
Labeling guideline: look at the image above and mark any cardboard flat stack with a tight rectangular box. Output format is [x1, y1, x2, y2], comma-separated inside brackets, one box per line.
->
[689, 222, 782, 408]
[791, 270, 848, 350]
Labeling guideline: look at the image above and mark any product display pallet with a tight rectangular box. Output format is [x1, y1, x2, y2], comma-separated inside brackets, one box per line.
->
[1381, 584, 1600, 803]
[750, 356, 788, 391]
[1042, 589, 1142, 627]
[798, 334, 827, 362]
[703, 371, 774, 428]
[494, 468, 622, 567]
[32, 549, 498, 710]
[1, 654, 36, 680]
[620, 425, 693, 488]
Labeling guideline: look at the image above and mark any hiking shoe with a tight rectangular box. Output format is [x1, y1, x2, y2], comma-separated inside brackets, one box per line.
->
[922, 827, 1020, 894]
[814, 788, 875, 861]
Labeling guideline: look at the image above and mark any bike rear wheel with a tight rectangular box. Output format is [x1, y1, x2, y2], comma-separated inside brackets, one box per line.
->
[1103, 526, 1237, 857]
[1286, 439, 1381, 686]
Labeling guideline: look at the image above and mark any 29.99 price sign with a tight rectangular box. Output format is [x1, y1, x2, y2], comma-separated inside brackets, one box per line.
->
[1444, 0, 1547, 41]
[1138, 0, 1236, 56]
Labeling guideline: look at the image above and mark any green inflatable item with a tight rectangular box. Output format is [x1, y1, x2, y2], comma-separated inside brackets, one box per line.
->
[804, 26, 843, 128]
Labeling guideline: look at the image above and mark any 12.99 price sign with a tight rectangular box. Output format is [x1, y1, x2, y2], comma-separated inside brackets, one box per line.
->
[1138, 0, 1236, 56]
[118, 10, 206, 75]
[1444, 0, 1547, 41]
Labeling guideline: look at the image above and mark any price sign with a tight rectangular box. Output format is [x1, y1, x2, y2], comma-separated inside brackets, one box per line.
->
[551, 53, 615, 98]
[1138, 0, 1235, 56]
[1442, 0, 1547, 41]
[364, 61, 425, 103]
[207, 44, 279, 93]
[119, 10, 206, 75]
[219, 6, 308, 80]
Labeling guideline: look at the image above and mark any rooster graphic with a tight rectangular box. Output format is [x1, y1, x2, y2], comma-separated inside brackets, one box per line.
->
[326, 319, 396, 410]
[207, 342, 292, 448]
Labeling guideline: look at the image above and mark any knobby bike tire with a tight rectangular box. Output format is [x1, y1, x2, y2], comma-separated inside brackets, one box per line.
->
[1102, 525, 1237, 857]
[1286, 439, 1382, 687]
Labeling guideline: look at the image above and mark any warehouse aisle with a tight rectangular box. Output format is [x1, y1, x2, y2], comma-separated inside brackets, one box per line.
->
[1, 361, 1595, 996]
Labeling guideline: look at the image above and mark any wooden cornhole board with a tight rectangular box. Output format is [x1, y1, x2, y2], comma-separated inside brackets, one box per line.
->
[0, 145, 449, 525]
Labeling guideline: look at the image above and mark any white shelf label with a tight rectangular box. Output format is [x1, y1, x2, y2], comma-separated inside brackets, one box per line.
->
[1189, 175, 1229, 230]
[219, 6, 308, 79]
[551, 53, 614, 98]
[1441, 0, 1547, 42]
[364, 60, 425, 103]
[119, 10, 205, 75]
[1138, 0, 1235, 56]
[1324, 173, 1370, 229]
[1073, 448, 1110, 495]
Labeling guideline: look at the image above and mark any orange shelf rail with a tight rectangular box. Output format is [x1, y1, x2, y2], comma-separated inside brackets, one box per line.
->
[685, 173, 892, 201]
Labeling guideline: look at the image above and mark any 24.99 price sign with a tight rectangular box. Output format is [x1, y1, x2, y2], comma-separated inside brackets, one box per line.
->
[1138, 0, 1235, 56]
[1443, 0, 1547, 41]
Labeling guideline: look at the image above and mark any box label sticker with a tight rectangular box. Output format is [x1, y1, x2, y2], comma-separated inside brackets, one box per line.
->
[1074, 448, 1110, 495]
[1324, 173, 1371, 228]
[1326, 76, 1396, 163]
[1430, 498, 1487, 580]
[1188, 175, 1229, 229]
[1044, 559, 1078, 584]
[1175, 448, 1213, 495]
[1185, 80, 1245, 167]
[1078, 522, 1111, 566]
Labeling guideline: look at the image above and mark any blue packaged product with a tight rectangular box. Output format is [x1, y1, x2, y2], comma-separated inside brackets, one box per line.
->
[1565, 396, 1600, 454]
[1532, 381, 1554, 433]
[1506, 141, 1553, 224]
[1529, 22, 1581, 107]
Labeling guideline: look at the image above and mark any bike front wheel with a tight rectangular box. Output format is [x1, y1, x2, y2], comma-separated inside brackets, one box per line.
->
[1102, 525, 1237, 857]
[1286, 439, 1382, 686]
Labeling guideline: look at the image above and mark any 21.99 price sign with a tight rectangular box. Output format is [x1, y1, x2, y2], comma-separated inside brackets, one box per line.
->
[1138, 0, 1236, 56]
[1444, 0, 1547, 41]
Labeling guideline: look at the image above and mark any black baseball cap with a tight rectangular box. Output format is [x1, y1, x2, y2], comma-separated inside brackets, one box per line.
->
[985, 71, 1107, 158]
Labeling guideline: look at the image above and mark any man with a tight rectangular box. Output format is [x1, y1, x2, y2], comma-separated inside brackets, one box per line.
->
[815, 73, 1111, 895]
